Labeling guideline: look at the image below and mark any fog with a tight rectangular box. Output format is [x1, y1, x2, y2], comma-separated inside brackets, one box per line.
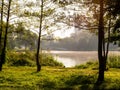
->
[41, 31, 118, 51]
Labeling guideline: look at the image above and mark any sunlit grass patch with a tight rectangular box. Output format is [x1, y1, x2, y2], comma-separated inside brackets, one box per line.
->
[0, 66, 120, 90]
[0, 66, 97, 88]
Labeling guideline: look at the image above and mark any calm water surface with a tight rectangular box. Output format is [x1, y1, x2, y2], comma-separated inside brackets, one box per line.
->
[49, 51, 120, 67]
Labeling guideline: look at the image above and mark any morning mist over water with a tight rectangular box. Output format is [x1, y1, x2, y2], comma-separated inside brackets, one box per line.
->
[42, 31, 119, 67]
[50, 51, 98, 67]
[49, 51, 120, 67]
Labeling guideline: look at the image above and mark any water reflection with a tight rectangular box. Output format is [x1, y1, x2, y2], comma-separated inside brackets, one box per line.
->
[51, 51, 120, 67]
[55, 56, 77, 67]
[51, 51, 98, 67]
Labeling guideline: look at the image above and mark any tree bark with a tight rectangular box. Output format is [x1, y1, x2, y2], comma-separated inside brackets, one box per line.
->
[1, 0, 12, 71]
[0, 0, 4, 46]
[36, 0, 43, 72]
[97, 0, 105, 84]
[0, 0, 4, 71]
[0, 62, 3, 71]
[104, 16, 111, 70]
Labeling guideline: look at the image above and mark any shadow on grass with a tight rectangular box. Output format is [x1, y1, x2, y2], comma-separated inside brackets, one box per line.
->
[1, 74, 119, 90]
[37, 74, 98, 90]
[36, 74, 120, 90]
[57, 74, 119, 90]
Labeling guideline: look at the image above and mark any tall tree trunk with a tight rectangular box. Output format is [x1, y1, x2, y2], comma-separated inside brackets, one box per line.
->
[104, 15, 111, 70]
[97, 0, 112, 84]
[36, 0, 43, 72]
[0, 0, 4, 71]
[1, 0, 12, 71]
[0, 0, 4, 46]
[97, 0, 105, 84]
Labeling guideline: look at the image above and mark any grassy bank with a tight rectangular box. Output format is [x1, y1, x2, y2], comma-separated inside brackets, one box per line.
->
[74, 54, 120, 69]
[0, 52, 120, 90]
[0, 66, 120, 90]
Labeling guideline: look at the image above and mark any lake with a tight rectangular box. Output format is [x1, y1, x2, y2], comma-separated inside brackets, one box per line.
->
[49, 51, 120, 67]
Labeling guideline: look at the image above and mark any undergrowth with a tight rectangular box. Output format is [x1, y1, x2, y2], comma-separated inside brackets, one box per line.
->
[6, 51, 63, 67]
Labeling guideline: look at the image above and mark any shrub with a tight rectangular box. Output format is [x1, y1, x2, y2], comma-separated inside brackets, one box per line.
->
[6, 51, 63, 67]
[6, 52, 35, 66]
[40, 53, 63, 67]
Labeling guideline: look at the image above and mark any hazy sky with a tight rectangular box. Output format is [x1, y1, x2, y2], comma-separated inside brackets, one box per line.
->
[53, 27, 75, 38]
[11, 0, 89, 38]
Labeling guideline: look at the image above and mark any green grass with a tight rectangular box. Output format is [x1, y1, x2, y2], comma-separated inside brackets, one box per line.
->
[0, 66, 120, 90]
[1, 52, 120, 90]
[74, 61, 99, 69]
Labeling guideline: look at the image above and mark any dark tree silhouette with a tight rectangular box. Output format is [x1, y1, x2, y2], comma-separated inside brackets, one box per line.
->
[97, 0, 105, 83]
[36, 0, 43, 72]
[0, 0, 4, 71]
[0, 0, 12, 71]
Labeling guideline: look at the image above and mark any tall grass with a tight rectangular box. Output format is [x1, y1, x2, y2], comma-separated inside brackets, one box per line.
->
[40, 53, 63, 67]
[6, 51, 63, 67]
[74, 54, 120, 69]
[107, 54, 120, 68]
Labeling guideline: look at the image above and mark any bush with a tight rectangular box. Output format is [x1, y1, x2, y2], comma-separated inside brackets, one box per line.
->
[6, 51, 63, 67]
[40, 53, 63, 67]
[6, 52, 35, 66]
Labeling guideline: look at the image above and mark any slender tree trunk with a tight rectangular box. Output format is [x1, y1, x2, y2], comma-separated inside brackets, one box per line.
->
[1, 0, 12, 71]
[104, 16, 111, 70]
[0, 0, 4, 46]
[97, 0, 112, 83]
[0, 63, 2, 71]
[0, 0, 4, 71]
[36, 0, 43, 72]
[97, 0, 105, 84]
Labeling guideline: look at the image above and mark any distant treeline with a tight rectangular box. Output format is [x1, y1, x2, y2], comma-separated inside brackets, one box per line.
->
[41, 31, 118, 51]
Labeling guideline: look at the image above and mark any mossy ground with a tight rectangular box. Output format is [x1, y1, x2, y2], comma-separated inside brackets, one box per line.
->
[0, 66, 120, 90]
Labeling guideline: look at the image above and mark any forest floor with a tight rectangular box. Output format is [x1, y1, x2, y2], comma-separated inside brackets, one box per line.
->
[0, 66, 120, 90]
